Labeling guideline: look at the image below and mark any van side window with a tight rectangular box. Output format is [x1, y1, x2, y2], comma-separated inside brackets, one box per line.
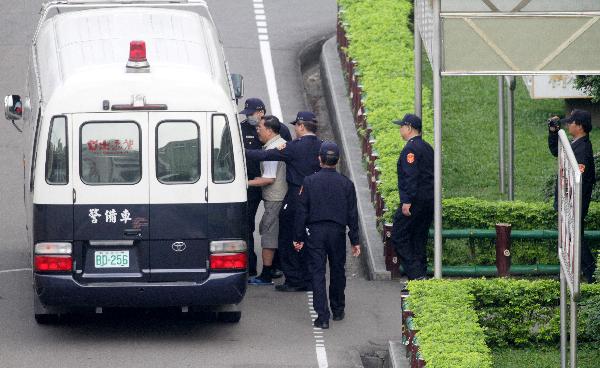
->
[156, 121, 200, 184]
[212, 114, 235, 183]
[80, 121, 141, 185]
[46, 116, 68, 184]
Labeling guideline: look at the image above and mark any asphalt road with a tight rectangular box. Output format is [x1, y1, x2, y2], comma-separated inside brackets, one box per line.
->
[0, 1, 402, 367]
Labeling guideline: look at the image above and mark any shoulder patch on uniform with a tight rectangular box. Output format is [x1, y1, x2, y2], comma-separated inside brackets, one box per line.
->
[406, 152, 415, 164]
[579, 164, 586, 173]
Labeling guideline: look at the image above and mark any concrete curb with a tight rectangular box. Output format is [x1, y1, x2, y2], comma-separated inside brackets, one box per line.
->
[320, 37, 391, 281]
[385, 341, 409, 368]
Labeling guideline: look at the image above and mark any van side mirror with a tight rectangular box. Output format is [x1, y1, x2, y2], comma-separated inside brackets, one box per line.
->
[5, 95, 23, 121]
[230, 74, 244, 101]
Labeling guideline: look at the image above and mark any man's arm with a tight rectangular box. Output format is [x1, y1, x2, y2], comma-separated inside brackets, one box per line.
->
[548, 118, 560, 157]
[399, 147, 418, 205]
[294, 178, 310, 243]
[245, 145, 290, 162]
[248, 177, 275, 187]
[346, 180, 360, 246]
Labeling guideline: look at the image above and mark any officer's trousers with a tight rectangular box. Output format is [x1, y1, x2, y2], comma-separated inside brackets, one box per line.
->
[305, 222, 347, 321]
[278, 186, 310, 287]
[247, 189, 262, 275]
[391, 200, 434, 280]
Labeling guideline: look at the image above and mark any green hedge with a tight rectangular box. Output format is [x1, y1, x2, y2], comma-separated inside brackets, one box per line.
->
[443, 198, 600, 229]
[407, 279, 600, 367]
[407, 280, 492, 368]
[338, 0, 434, 222]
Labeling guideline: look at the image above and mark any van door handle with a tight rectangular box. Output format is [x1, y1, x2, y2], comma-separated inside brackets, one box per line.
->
[124, 228, 142, 237]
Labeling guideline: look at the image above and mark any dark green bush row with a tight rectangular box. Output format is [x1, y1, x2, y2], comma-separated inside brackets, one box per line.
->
[406, 280, 492, 368]
[407, 279, 600, 367]
[338, 0, 433, 222]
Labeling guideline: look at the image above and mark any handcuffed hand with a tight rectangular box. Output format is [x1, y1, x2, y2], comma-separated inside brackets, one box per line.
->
[293, 241, 304, 252]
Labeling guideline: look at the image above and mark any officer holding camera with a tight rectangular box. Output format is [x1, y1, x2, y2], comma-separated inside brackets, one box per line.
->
[548, 109, 597, 283]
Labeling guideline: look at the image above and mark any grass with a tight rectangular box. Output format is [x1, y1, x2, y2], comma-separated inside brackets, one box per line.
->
[421, 59, 600, 202]
[492, 344, 600, 368]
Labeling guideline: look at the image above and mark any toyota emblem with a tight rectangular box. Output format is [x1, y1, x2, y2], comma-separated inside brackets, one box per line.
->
[171, 241, 186, 252]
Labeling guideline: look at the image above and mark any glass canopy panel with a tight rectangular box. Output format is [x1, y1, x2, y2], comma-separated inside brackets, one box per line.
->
[442, 15, 600, 74]
[441, 0, 600, 13]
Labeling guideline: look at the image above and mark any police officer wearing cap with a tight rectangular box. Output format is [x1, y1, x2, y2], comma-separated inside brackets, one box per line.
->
[245, 111, 323, 292]
[548, 109, 597, 283]
[391, 114, 434, 281]
[240, 98, 292, 276]
[294, 141, 360, 329]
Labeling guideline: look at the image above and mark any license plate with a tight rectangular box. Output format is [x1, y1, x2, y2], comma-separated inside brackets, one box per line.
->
[94, 250, 130, 268]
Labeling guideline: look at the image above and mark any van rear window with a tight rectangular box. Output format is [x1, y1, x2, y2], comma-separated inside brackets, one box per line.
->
[80, 122, 141, 185]
[156, 121, 200, 184]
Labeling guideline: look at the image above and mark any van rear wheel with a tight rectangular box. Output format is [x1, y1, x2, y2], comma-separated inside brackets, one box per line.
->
[217, 311, 241, 323]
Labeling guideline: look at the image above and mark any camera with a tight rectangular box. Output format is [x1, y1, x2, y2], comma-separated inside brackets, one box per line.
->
[547, 116, 561, 130]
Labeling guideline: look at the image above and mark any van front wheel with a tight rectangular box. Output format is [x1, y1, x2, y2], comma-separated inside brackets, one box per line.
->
[217, 311, 241, 323]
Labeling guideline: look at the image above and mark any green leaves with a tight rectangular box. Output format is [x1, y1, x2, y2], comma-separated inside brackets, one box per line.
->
[407, 279, 600, 367]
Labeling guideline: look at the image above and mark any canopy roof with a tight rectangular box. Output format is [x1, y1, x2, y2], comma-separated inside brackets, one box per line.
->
[416, 0, 600, 75]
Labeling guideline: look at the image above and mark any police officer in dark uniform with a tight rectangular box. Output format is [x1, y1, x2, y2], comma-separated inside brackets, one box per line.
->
[391, 114, 434, 281]
[240, 98, 292, 277]
[245, 111, 322, 291]
[294, 142, 360, 329]
[548, 109, 597, 283]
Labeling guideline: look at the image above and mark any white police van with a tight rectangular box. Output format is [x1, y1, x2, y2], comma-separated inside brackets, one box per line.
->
[4, 0, 249, 323]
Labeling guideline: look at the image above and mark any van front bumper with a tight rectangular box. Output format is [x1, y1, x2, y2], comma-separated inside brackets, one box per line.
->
[34, 272, 247, 308]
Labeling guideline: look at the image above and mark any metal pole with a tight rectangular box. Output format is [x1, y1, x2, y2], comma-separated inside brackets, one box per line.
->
[498, 76, 505, 194]
[414, 24, 422, 118]
[570, 293, 578, 368]
[507, 76, 516, 201]
[433, 0, 443, 279]
[560, 268, 567, 368]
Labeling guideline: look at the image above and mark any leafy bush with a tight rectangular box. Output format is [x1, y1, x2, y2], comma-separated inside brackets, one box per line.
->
[338, 0, 434, 222]
[467, 279, 600, 347]
[575, 75, 600, 103]
[580, 293, 600, 342]
[406, 280, 492, 368]
[406, 279, 600, 367]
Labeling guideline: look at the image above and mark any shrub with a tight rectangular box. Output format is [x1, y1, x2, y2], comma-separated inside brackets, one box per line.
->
[407, 280, 492, 368]
[406, 279, 600, 366]
[338, 0, 434, 222]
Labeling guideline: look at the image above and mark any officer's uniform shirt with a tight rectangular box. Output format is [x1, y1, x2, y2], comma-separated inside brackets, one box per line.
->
[241, 118, 262, 185]
[245, 134, 322, 187]
[397, 135, 434, 204]
[548, 131, 596, 214]
[294, 168, 359, 245]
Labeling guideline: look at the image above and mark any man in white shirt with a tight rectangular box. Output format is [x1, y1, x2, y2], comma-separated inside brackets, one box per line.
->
[248, 115, 288, 284]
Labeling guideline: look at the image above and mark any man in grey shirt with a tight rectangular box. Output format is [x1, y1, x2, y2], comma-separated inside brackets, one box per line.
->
[248, 115, 288, 285]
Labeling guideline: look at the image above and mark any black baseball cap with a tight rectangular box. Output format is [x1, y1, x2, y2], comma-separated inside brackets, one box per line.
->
[239, 98, 266, 115]
[393, 114, 422, 130]
[560, 109, 591, 125]
[290, 111, 317, 125]
[319, 141, 340, 159]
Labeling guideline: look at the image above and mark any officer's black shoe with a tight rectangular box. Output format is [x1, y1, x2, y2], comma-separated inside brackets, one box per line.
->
[313, 318, 329, 329]
[332, 311, 345, 321]
[270, 269, 283, 279]
[275, 283, 305, 292]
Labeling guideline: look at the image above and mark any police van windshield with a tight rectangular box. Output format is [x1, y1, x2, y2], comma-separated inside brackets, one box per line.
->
[80, 121, 141, 185]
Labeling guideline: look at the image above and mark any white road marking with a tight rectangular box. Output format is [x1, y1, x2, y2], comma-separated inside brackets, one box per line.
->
[253, 0, 283, 120]
[0, 268, 31, 274]
[307, 292, 329, 368]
